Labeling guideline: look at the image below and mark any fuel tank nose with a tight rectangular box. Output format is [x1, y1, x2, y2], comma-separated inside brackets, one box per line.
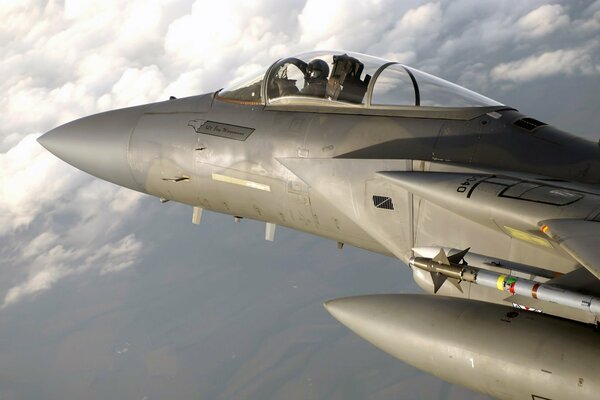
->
[38, 105, 146, 191]
[325, 294, 600, 400]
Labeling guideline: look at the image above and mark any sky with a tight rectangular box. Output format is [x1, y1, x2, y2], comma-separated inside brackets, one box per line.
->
[1, 0, 599, 399]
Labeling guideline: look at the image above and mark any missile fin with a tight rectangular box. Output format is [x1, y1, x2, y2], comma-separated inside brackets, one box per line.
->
[431, 272, 447, 294]
[433, 249, 450, 265]
[448, 247, 470, 265]
[448, 278, 464, 293]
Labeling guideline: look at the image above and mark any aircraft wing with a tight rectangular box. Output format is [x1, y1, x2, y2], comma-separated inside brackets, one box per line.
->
[540, 219, 600, 281]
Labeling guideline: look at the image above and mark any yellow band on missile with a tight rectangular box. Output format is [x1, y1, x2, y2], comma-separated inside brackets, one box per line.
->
[497, 275, 506, 291]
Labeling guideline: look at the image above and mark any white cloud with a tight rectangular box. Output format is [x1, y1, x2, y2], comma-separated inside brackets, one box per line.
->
[117, 2, 163, 49]
[0, 134, 84, 234]
[3, 233, 142, 307]
[165, 1, 251, 69]
[576, 8, 600, 33]
[22, 232, 59, 259]
[3, 265, 66, 307]
[457, 62, 490, 89]
[491, 41, 600, 82]
[298, 0, 349, 45]
[517, 4, 570, 38]
[381, 51, 417, 65]
[383, 2, 443, 53]
[3, 244, 80, 307]
[0, 0, 182, 143]
[298, 0, 395, 50]
[64, 0, 111, 19]
[106, 65, 167, 108]
[96, 234, 143, 275]
[160, 68, 206, 99]
[110, 188, 145, 214]
[0, 132, 144, 307]
[396, 2, 443, 32]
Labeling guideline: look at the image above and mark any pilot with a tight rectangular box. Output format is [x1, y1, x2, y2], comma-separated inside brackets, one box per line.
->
[301, 59, 329, 98]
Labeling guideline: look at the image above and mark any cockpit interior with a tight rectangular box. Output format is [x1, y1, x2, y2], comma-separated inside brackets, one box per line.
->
[217, 51, 502, 109]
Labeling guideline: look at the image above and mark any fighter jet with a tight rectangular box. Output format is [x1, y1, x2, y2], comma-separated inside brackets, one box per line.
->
[38, 50, 600, 400]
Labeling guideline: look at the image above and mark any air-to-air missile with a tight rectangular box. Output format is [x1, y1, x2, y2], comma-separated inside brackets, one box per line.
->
[38, 50, 600, 399]
[409, 248, 600, 315]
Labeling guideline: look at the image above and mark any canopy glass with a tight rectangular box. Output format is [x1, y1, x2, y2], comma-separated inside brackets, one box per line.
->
[218, 51, 503, 108]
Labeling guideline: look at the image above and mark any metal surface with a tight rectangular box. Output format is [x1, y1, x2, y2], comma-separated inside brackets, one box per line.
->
[324, 294, 600, 400]
[38, 50, 600, 400]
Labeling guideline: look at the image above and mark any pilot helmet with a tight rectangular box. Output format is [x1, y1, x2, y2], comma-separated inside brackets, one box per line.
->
[307, 59, 329, 80]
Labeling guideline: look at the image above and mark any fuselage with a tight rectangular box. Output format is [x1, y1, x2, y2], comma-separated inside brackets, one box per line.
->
[38, 50, 600, 400]
[39, 91, 600, 263]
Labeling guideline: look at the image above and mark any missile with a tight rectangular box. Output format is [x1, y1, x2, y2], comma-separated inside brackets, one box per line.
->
[324, 294, 600, 400]
[409, 249, 600, 315]
[412, 246, 558, 280]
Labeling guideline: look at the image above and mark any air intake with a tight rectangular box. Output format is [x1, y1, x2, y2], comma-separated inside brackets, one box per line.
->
[372, 195, 394, 210]
[513, 117, 547, 131]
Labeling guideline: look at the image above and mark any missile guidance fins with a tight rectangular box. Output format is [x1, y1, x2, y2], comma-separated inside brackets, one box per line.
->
[430, 272, 447, 294]
[447, 247, 469, 264]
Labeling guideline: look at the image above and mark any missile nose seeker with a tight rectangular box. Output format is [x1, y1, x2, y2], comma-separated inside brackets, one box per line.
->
[38, 105, 146, 191]
[324, 294, 600, 400]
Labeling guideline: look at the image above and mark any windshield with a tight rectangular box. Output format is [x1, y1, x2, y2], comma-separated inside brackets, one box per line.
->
[218, 71, 264, 104]
[217, 50, 503, 108]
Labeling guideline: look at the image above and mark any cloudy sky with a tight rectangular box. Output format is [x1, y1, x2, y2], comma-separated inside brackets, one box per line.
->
[1, 1, 599, 399]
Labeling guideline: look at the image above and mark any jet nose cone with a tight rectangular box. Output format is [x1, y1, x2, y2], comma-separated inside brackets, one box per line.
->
[38, 105, 146, 190]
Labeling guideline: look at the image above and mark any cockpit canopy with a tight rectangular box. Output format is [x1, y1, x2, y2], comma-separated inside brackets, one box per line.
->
[218, 51, 502, 108]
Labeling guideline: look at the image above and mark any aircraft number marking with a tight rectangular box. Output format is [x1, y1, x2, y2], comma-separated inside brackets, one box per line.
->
[456, 176, 479, 194]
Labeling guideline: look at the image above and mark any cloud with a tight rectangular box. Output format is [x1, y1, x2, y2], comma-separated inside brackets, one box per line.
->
[3, 244, 78, 307]
[0, 132, 144, 307]
[396, 2, 443, 32]
[517, 4, 570, 38]
[0, 134, 83, 234]
[100, 65, 167, 110]
[575, 2, 600, 33]
[96, 234, 143, 275]
[491, 41, 600, 82]
[3, 265, 66, 307]
[21, 231, 59, 259]
[3, 234, 142, 307]
[298, 0, 391, 48]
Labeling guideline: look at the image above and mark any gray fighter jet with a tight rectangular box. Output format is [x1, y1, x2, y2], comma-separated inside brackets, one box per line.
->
[38, 51, 600, 400]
